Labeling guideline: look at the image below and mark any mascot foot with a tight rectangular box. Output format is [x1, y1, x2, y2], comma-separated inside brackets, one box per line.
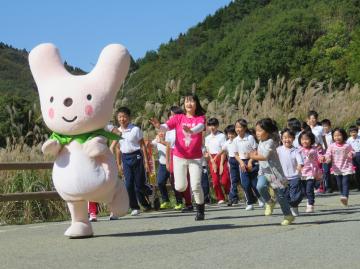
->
[64, 222, 93, 239]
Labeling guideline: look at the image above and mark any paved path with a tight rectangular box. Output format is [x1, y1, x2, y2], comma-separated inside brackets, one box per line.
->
[1, 191, 360, 269]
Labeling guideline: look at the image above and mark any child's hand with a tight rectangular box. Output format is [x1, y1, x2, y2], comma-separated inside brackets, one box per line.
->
[182, 125, 193, 134]
[348, 151, 354, 158]
[211, 161, 218, 173]
[247, 162, 253, 172]
[319, 155, 326, 163]
[296, 165, 302, 173]
[239, 161, 247, 172]
[149, 118, 160, 129]
[248, 151, 257, 159]
[213, 153, 220, 161]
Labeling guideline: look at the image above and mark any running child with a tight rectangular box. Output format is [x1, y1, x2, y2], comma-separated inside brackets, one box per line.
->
[249, 118, 295, 225]
[347, 125, 360, 191]
[150, 93, 207, 220]
[298, 129, 323, 213]
[234, 119, 263, 210]
[277, 128, 304, 216]
[325, 128, 355, 206]
[205, 117, 231, 205]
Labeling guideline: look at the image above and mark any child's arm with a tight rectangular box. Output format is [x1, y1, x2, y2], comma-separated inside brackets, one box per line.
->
[206, 147, 217, 173]
[110, 140, 119, 154]
[324, 145, 332, 163]
[248, 150, 268, 161]
[247, 158, 253, 171]
[140, 139, 150, 173]
[219, 152, 226, 175]
[165, 142, 171, 172]
[234, 152, 247, 172]
[115, 145, 123, 176]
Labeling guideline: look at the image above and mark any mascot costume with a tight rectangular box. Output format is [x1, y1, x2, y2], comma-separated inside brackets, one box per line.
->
[29, 43, 130, 238]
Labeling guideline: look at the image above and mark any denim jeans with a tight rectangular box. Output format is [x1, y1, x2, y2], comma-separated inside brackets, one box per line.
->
[256, 175, 291, 216]
[157, 164, 170, 202]
[285, 178, 303, 207]
[336, 174, 350, 197]
[122, 151, 151, 210]
[300, 179, 315, 205]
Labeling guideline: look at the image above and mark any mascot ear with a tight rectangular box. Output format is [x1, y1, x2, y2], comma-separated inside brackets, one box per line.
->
[88, 44, 130, 91]
[29, 43, 70, 84]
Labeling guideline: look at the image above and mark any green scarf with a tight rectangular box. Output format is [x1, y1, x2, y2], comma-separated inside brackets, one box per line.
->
[50, 129, 121, 145]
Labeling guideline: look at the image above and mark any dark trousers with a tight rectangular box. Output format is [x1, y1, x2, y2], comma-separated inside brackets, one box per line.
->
[336, 174, 350, 198]
[228, 157, 241, 201]
[157, 164, 170, 202]
[322, 163, 334, 191]
[239, 159, 261, 205]
[122, 151, 151, 210]
[201, 166, 210, 202]
[285, 178, 303, 207]
[353, 152, 360, 190]
[301, 179, 315, 206]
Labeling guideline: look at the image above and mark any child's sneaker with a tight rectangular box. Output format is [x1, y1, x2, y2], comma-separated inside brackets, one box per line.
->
[281, 215, 295, 226]
[305, 204, 314, 213]
[290, 207, 299, 217]
[245, 204, 254, 211]
[217, 200, 226, 205]
[174, 203, 184, 210]
[89, 213, 97, 222]
[264, 200, 275, 216]
[340, 196, 348, 206]
[258, 200, 265, 208]
[130, 209, 141, 216]
[160, 201, 172, 209]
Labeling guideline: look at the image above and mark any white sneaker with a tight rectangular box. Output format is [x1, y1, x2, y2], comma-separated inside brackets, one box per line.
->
[245, 204, 254, 211]
[131, 209, 140, 216]
[258, 200, 265, 208]
[290, 207, 299, 217]
[217, 200, 225, 205]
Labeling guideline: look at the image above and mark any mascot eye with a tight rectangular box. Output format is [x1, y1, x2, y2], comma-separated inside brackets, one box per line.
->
[50, 96, 54, 103]
[87, 94, 92, 101]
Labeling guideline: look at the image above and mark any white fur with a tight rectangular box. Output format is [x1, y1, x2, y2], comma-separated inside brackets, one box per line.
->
[29, 43, 130, 238]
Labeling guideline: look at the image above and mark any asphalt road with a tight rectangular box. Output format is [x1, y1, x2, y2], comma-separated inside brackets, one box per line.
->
[1, 191, 360, 269]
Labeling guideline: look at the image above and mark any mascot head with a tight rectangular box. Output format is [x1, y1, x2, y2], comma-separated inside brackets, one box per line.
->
[29, 43, 130, 135]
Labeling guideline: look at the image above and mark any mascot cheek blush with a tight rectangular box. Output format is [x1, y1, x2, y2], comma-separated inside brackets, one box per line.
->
[29, 43, 130, 238]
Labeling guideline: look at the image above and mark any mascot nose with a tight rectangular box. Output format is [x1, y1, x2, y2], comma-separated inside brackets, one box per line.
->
[63, 98, 73, 107]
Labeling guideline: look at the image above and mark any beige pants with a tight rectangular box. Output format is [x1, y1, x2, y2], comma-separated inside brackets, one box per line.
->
[173, 155, 204, 204]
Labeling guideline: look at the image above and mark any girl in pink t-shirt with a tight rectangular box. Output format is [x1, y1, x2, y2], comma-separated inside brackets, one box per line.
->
[150, 94, 206, 221]
[298, 129, 323, 213]
[325, 128, 354, 206]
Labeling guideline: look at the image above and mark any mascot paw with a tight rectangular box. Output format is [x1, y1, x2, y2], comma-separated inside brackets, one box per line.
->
[64, 222, 93, 238]
[41, 139, 61, 156]
[83, 136, 108, 158]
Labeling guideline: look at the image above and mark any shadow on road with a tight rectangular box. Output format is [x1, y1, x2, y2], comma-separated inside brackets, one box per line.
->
[94, 217, 360, 238]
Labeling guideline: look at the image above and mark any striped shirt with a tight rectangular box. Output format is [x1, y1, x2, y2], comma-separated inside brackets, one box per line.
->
[325, 143, 354, 175]
[299, 146, 323, 180]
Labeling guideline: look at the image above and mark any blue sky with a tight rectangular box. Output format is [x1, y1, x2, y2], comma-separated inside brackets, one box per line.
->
[1, 0, 232, 71]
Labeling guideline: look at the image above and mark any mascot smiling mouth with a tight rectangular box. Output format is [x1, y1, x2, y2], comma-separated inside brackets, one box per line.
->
[62, 116, 77, 123]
